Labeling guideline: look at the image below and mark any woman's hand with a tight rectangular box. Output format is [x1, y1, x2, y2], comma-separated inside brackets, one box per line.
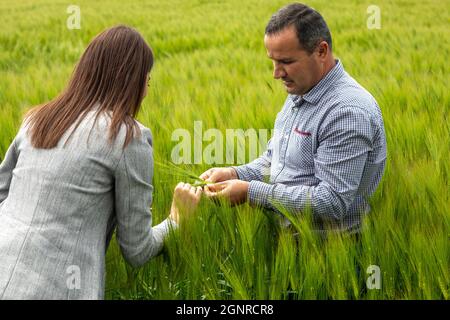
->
[169, 182, 202, 224]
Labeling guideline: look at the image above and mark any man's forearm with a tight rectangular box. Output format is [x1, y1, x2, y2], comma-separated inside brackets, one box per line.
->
[246, 180, 351, 221]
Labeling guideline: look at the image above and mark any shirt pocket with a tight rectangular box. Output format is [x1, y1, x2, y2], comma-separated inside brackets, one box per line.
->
[287, 132, 315, 172]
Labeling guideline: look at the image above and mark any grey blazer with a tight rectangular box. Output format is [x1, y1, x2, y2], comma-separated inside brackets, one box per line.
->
[0, 110, 176, 299]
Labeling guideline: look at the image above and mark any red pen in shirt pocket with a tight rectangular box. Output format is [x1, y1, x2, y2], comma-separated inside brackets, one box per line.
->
[293, 128, 311, 136]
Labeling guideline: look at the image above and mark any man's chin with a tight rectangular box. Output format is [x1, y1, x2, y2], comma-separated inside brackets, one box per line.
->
[285, 87, 300, 95]
[284, 85, 306, 96]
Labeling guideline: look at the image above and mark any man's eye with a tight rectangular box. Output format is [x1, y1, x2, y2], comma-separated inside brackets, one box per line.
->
[281, 60, 293, 65]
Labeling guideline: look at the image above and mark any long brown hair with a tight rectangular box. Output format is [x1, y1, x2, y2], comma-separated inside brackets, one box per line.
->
[25, 25, 153, 149]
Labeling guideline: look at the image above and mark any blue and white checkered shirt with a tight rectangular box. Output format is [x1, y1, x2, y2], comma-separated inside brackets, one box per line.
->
[235, 60, 387, 234]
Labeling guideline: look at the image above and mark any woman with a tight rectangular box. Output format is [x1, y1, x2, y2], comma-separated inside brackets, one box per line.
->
[0, 25, 201, 299]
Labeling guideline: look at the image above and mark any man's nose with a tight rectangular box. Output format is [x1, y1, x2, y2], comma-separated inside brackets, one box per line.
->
[273, 64, 287, 79]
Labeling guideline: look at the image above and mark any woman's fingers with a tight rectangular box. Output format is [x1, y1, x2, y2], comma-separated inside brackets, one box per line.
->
[183, 183, 191, 191]
[174, 182, 202, 205]
[175, 182, 184, 190]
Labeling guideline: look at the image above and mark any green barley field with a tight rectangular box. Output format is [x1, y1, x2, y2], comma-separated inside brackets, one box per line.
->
[0, 0, 448, 299]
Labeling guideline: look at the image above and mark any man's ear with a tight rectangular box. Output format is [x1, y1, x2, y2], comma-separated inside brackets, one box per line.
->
[317, 41, 328, 59]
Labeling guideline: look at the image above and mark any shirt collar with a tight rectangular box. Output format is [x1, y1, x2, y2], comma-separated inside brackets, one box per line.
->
[291, 59, 344, 106]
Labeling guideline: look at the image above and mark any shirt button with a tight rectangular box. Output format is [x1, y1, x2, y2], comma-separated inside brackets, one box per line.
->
[278, 163, 282, 168]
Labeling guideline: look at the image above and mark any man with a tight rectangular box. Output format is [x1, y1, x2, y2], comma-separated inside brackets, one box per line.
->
[201, 3, 386, 234]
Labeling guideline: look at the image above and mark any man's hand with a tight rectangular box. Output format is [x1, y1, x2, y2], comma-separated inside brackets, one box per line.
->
[204, 179, 249, 205]
[199, 167, 238, 183]
[169, 182, 202, 224]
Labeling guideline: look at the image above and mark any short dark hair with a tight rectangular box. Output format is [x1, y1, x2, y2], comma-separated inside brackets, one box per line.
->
[265, 3, 332, 54]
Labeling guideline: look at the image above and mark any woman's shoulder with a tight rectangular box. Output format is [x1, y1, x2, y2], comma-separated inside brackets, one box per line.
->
[87, 111, 151, 145]
[134, 120, 153, 145]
